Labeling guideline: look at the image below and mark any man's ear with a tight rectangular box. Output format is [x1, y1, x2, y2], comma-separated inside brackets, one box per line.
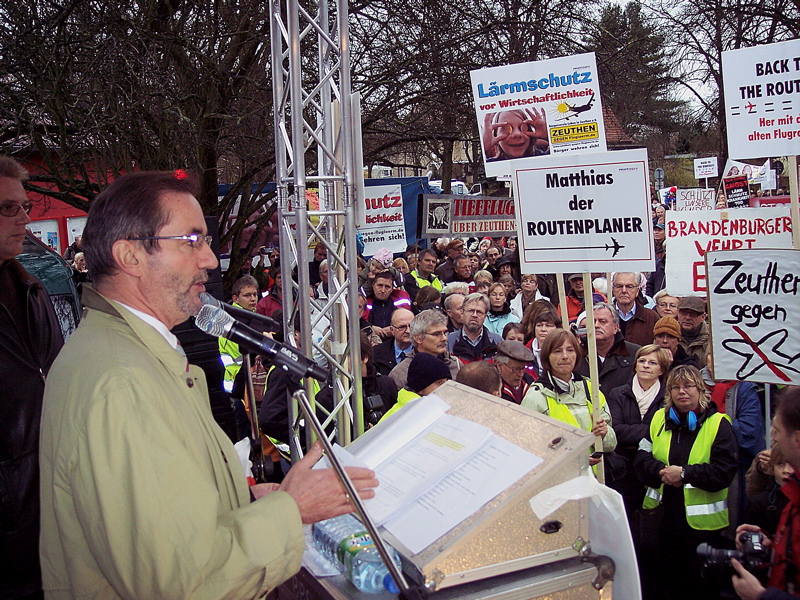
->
[111, 239, 145, 277]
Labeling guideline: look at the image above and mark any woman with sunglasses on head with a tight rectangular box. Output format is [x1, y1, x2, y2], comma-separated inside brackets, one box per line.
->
[634, 365, 738, 600]
[522, 328, 616, 467]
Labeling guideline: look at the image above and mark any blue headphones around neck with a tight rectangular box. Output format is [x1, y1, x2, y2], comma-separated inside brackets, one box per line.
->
[668, 406, 698, 431]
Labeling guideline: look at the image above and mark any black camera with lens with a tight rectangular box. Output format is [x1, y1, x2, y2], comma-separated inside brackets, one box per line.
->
[697, 532, 770, 579]
[364, 394, 386, 427]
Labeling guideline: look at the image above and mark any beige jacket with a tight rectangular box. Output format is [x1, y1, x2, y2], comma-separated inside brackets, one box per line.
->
[40, 286, 304, 599]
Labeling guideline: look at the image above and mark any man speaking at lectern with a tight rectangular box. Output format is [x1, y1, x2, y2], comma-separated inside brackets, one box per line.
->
[39, 171, 378, 599]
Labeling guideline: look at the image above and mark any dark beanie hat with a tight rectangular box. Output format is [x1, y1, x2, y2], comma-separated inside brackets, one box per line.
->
[406, 353, 452, 394]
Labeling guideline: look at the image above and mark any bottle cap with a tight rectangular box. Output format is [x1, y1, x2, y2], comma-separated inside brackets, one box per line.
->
[384, 573, 400, 594]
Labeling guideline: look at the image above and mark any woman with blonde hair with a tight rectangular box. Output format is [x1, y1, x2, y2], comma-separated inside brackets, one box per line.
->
[606, 344, 671, 519]
[634, 364, 738, 600]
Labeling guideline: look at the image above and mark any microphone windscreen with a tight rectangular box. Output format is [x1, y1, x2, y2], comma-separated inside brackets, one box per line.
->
[200, 292, 221, 308]
[195, 304, 234, 338]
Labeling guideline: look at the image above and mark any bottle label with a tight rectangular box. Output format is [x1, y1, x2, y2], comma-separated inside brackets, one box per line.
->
[337, 530, 373, 564]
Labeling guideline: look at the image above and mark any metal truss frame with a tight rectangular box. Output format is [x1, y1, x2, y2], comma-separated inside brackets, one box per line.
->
[269, 0, 364, 460]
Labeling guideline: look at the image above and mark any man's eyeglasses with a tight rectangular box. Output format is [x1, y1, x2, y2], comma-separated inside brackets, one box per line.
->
[127, 234, 213, 250]
[391, 324, 411, 330]
[424, 330, 448, 338]
[0, 201, 32, 218]
[613, 284, 637, 291]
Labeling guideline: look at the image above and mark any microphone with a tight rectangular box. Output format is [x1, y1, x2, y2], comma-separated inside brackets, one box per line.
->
[200, 292, 276, 332]
[195, 302, 328, 382]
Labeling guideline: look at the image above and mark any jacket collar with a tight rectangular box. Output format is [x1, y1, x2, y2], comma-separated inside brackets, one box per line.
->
[81, 285, 190, 376]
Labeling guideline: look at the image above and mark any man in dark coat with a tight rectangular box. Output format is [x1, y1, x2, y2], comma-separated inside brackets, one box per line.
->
[576, 303, 640, 396]
[373, 308, 414, 377]
[0, 157, 64, 600]
[611, 272, 658, 347]
[446, 293, 501, 364]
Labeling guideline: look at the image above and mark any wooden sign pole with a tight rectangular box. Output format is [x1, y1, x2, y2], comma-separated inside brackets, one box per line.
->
[582, 272, 604, 483]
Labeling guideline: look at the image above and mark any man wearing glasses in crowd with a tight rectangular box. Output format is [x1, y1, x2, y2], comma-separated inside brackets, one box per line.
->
[0, 157, 64, 600]
[610, 271, 658, 347]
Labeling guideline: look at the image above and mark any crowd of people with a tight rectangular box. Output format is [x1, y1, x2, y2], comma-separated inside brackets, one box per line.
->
[228, 205, 788, 600]
[1, 158, 796, 600]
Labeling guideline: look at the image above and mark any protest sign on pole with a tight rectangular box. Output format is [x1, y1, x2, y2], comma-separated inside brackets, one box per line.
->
[722, 39, 800, 159]
[707, 248, 800, 385]
[723, 175, 751, 208]
[676, 188, 716, 211]
[359, 183, 407, 256]
[471, 53, 607, 179]
[694, 157, 718, 179]
[665, 206, 793, 296]
[511, 148, 654, 274]
[421, 195, 517, 237]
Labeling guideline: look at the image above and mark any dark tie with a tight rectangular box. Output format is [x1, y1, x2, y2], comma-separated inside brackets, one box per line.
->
[398, 351, 406, 362]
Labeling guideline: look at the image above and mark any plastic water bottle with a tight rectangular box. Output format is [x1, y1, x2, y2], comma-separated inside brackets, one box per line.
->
[312, 513, 401, 594]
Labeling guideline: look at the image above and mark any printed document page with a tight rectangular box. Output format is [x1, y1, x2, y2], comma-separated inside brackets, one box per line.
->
[363, 413, 494, 525]
[384, 436, 543, 554]
[348, 394, 450, 469]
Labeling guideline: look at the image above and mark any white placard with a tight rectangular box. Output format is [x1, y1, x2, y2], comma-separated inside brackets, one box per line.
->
[471, 53, 607, 179]
[694, 157, 718, 179]
[512, 148, 653, 273]
[359, 183, 407, 256]
[722, 39, 800, 159]
[676, 188, 716, 211]
[665, 207, 793, 296]
[707, 249, 800, 385]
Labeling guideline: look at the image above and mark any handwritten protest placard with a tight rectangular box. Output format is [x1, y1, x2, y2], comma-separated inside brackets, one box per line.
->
[676, 188, 715, 211]
[707, 249, 800, 385]
[665, 207, 793, 295]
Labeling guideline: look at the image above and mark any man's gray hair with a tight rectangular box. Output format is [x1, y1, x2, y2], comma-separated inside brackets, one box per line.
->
[442, 281, 468, 296]
[612, 271, 644, 287]
[594, 302, 620, 325]
[443, 293, 464, 311]
[410, 309, 448, 347]
[0, 157, 29, 181]
[463, 292, 489, 312]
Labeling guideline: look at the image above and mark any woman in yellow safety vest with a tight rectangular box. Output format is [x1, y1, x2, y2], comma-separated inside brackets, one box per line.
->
[522, 328, 617, 468]
[634, 365, 738, 600]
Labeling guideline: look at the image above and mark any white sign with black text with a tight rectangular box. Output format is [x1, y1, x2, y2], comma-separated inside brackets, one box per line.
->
[511, 148, 653, 273]
[707, 248, 800, 385]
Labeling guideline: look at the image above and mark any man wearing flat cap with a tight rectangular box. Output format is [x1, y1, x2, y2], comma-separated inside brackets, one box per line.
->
[494, 340, 536, 404]
[677, 296, 709, 368]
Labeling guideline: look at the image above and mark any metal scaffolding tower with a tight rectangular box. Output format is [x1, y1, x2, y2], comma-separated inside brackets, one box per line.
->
[269, 0, 364, 458]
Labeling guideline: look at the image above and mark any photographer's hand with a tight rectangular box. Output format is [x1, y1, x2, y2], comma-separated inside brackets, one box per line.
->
[731, 558, 766, 600]
[735, 524, 770, 551]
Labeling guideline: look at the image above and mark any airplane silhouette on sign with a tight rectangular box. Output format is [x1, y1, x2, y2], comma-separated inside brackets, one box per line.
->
[722, 326, 800, 382]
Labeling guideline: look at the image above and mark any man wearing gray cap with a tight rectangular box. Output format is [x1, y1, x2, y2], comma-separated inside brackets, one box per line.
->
[494, 340, 536, 404]
[677, 296, 709, 368]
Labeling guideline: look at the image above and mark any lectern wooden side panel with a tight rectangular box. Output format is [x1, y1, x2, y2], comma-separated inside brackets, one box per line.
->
[372, 381, 596, 591]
